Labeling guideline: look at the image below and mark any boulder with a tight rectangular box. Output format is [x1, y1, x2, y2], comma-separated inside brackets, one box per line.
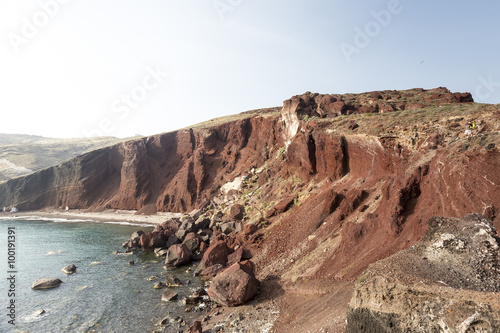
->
[189, 208, 203, 221]
[161, 289, 179, 302]
[199, 264, 225, 278]
[243, 223, 258, 235]
[227, 247, 244, 267]
[154, 247, 169, 257]
[199, 241, 209, 253]
[165, 244, 192, 268]
[175, 229, 187, 241]
[153, 282, 164, 289]
[184, 232, 198, 241]
[229, 204, 245, 220]
[61, 264, 77, 274]
[194, 216, 210, 230]
[220, 222, 235, 234]
[199, 238, 231, 270]
[131, 230, 145, 239]
[207, 261, 259, 306]
[183, 237, 200, 253]
[199, 234, 210, 243]
[139, 231, 166, 249]
[31, 278, 63, 290]
[186, 321, 202, 333]
[162, 218, 181, 233]
[166, 235, 181, 248]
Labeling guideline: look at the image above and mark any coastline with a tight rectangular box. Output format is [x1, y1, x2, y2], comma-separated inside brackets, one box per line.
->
[0, 209, 181, 226]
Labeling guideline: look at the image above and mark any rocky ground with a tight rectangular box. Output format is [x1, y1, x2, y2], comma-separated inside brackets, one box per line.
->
[346, 214, 500, 333]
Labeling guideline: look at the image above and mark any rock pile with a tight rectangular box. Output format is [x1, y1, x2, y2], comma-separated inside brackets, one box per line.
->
[123, 202, 261, 311]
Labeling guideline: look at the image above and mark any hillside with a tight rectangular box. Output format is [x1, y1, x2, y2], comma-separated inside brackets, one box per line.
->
[1, 87, 499, 332]
[0, 134, 131, 182]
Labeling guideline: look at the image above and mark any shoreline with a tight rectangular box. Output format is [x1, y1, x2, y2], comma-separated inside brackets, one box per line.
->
[0, 209, 182, 226]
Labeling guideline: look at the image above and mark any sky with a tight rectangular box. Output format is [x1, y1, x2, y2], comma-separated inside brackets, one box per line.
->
[0, 0, 499, 139]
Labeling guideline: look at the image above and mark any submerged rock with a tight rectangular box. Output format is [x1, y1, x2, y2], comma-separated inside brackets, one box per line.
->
[153, 282, 164, 289]
[164, 275, 184, 287]
[31, 278, 63, 290]
[161, 289, 179, 302]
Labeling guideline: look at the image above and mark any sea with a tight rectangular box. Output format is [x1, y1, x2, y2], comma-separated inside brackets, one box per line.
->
[0, 216, 206, 333]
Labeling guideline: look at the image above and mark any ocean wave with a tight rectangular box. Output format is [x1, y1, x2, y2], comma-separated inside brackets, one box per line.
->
[0, 215, 153, 227]
[0, 216, 93, 223]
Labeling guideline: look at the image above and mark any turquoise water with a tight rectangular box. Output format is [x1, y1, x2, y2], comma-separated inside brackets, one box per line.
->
[0, 217, 205, 333]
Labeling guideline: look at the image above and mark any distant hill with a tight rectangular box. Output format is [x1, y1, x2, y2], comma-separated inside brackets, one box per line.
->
[0, 134, 132, 182]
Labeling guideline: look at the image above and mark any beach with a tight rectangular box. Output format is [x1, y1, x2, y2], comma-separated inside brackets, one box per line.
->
[1, 209, 182, 225]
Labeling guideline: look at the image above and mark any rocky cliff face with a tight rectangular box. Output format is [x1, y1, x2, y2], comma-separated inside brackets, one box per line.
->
[346, 214, 500, 333]
[0, 87, 499, 332]
[0, 112, 283, 212]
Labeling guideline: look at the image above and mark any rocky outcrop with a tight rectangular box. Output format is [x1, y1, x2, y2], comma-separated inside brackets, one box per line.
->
[281, 87, 473, 146]
[346, 214, 500, 333]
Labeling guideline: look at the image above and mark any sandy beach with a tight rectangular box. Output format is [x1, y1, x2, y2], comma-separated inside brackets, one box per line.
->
[0, 209, 182, 225]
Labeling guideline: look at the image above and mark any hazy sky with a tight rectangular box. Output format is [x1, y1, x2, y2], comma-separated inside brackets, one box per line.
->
[1, 0, 499, 138]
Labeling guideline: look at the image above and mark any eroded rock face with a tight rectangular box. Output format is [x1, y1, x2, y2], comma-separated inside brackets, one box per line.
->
[207, 261, 259, 307]
[281, 88, 473, 148]
[346, 214, 500, 333]
[0, 88, 476, 215]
